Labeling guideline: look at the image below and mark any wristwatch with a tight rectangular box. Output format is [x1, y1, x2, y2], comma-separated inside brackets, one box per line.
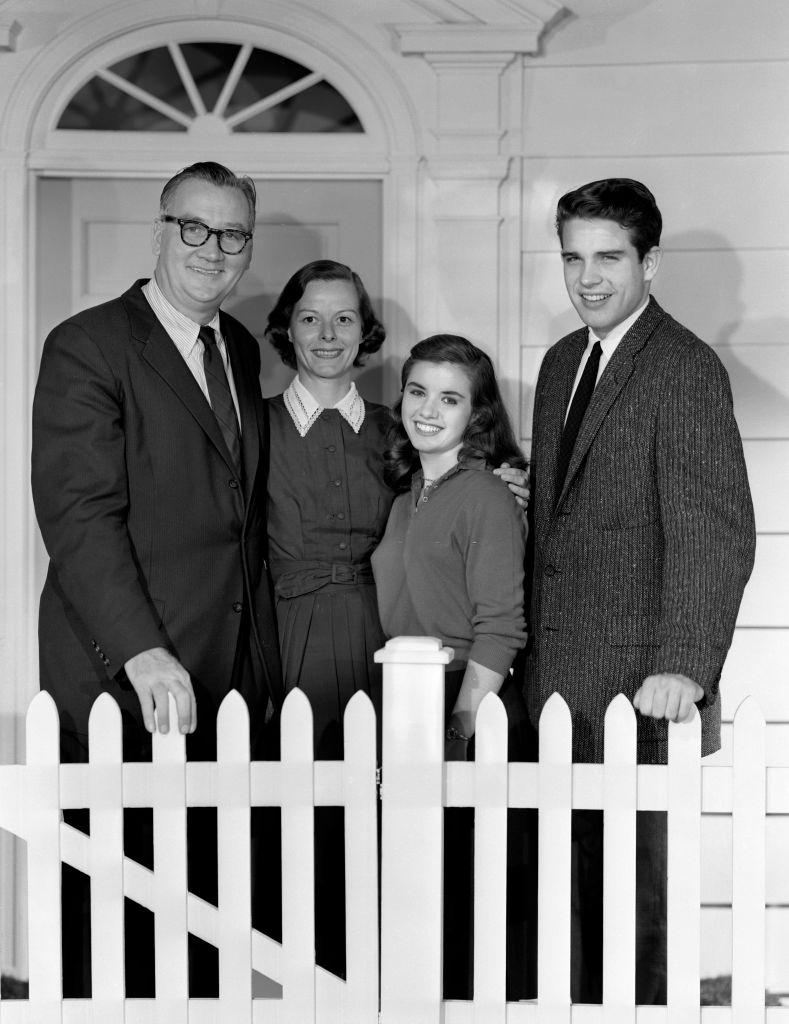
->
[446, 724, 471, 743]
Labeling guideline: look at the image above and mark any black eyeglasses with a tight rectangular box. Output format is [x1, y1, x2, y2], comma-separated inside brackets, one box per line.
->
[160, 215, 253, 255]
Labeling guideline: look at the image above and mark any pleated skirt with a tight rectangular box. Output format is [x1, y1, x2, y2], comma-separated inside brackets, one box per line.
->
[276, 580, 385, 760]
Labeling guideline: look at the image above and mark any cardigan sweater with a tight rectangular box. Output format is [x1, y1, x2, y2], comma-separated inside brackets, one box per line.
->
[372, 459, 527, 674]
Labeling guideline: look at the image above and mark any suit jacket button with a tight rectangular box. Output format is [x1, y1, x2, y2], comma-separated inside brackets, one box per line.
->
[229, 478, 239, 489]
[232, 601, 243, 613]
[544, 564, 558, 577]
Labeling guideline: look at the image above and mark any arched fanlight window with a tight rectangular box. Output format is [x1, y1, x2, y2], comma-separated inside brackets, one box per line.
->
[57, 41, 363, 133]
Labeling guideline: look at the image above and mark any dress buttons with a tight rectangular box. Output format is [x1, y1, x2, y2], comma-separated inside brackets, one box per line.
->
[337, 512, 345, 520]
[232, 601, 243, 613]
[338, 542, 348, 551]
[333, 479, 342, 487]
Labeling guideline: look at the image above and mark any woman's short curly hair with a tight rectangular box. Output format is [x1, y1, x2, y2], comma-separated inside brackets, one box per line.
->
[264, 260, 386, 369]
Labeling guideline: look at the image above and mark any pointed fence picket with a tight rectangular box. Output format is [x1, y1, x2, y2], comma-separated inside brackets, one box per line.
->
[537, 693, 573, 1021]
[666, 703, 702, 1022]
[281, 687, 318, 1024]
[341, 690, 380, 1024]
[24, 692, 62, 1024]
[87, 693, 125, 1023]
[216, 690, 253, 1023]
[602, 693, 637, 1020]
[0, 636, 785, 1022]
[151, 702, 189, 1024]
[472, 693, 509, 1022]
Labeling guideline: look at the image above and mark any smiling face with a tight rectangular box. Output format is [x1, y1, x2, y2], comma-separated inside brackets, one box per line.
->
[288, 278, 363, 391]
[560, 217, 661, 338]
[152, 177, 253, 323]
[401, 360, 474, 478]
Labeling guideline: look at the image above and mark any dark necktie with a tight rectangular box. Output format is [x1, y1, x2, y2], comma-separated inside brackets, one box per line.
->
[199, 325, 241, 470]
[554, 339, 602, 499]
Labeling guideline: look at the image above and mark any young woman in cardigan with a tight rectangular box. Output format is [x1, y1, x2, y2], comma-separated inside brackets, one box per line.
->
[372, 333, 534, 999]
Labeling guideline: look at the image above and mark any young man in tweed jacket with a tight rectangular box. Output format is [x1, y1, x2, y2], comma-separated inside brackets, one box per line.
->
[524, 178, 755, 1003]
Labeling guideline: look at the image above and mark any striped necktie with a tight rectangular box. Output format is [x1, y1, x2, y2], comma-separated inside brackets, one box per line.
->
[199, 325, 241, 471]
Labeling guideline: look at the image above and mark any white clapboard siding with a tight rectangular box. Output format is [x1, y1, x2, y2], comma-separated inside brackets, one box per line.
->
[721, 630, 789, 723]
[742, 440, 789, 534]
[738, 536, 789, 628]
[521, 155, 789, 255]
[523, 61, 789, 167]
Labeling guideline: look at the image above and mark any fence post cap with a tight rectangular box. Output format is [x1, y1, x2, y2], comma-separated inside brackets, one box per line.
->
[374, 635, 454, 664]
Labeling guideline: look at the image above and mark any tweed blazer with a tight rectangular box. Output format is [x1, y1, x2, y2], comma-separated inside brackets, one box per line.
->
[523, 297, 755, 762]
[32, 280, 283, 753]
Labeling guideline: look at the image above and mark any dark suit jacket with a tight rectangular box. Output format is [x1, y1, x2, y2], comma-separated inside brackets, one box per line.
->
[524, 297, 755, 762]
[32, 280, 283, 756]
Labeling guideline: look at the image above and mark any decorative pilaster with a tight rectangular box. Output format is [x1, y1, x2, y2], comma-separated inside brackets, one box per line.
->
[397, 46, 534, 418]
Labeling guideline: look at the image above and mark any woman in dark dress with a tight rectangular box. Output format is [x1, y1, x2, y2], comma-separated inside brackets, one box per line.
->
[264, 260, 390, 976]
[264, 261, 390, 754]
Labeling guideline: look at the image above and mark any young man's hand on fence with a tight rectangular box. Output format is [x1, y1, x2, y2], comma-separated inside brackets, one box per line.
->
[632, 672, 704, 724]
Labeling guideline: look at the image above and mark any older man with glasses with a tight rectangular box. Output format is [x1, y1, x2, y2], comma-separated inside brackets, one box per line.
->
[32, 161, 283, 997]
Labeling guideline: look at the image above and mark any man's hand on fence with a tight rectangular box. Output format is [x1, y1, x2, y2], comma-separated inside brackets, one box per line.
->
[124, 646, 197, 735]
[632, 672, 704, 724]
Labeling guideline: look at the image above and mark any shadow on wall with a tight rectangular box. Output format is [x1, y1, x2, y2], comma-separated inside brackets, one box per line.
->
[653, 230, 789, 439]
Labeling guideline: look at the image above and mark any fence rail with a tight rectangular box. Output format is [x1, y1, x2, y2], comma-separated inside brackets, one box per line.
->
[0, 636, 786, 1022]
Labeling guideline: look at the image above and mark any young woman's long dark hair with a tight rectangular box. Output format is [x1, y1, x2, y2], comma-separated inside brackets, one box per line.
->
[384, 333, 526, 492]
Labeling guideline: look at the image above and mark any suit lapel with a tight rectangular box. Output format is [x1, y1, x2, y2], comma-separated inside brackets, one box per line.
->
[556, 298, 667, 506]
[123, 282, 241, 478]
[541, 329, 587, 509]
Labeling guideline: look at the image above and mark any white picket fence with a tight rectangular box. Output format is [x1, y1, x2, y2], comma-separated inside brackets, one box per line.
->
[0, 635, 786, 1022]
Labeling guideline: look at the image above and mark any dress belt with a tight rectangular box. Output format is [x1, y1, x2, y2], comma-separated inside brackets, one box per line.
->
[273, 560, 374, 600]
